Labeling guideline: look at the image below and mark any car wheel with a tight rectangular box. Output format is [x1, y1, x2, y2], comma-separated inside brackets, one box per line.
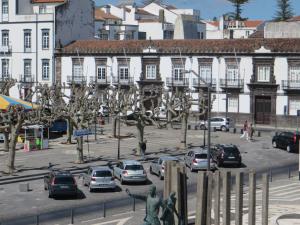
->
[120, 176, 125, 184]
[272, 141, 277, 148]
[200, 125, 205, 130]
[149, 166, 154, 175]
[159, 172, 163, 180]
[44, 184, 48, 190]
[287, 145, 292, 153]
[48, 190, 53, 198]
[221, 126, 227, 132]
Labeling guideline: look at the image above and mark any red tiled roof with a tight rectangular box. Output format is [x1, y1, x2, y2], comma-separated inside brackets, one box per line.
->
[207, 21, 219, 27]
[249, 30, 264, 38]
[136, 8, 155, 16]
[31, 0, 65, 3]
[94, 8, 122, 21]
[243, 20, 263, 27]
[60, 39, 300, 54]
[287, 16, 300, 22]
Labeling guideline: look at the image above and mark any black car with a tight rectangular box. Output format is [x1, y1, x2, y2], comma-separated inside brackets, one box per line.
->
[44, 170, 77, 198]
[212, 144, 242, 167]
[272, 131, 300, 153]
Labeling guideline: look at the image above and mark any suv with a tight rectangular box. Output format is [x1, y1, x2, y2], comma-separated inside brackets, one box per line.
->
[272, 131, 300, 153]
[149, 156, 179, 180]
[212, 144, 242, 167]
[184, 147, 216, 171]
[82, 166, 116, 192]
[113, 160, 147, 184]
[199, 117, 234, 131]
[44, 170, 77, 198]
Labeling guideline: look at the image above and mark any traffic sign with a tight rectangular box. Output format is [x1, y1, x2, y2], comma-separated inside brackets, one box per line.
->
[73, 129, 93, 138]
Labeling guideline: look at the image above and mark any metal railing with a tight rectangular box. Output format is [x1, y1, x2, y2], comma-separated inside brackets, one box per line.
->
[192, 78, 216, 88]
[0, 45, 12, 53]
[166, 77, 189, 87]
[89, 76, 111, 85]
[0, 74, 11, 81]
[282, 80, 300, 90]
[219, 79, 244, 88]
[111, 77, 134, 86]
[67, 76, 86, 84]
[19, 75, 34, 83]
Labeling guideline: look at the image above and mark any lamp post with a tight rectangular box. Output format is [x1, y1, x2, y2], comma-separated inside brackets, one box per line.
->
[185, 69, 212, 171]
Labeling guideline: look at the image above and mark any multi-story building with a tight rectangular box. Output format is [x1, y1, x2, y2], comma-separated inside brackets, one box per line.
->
[56, 38, 300, 128]
[0, 0, 94, 99]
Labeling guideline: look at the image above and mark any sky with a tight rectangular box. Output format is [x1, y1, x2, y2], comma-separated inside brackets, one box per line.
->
[94, 0, 300, 20]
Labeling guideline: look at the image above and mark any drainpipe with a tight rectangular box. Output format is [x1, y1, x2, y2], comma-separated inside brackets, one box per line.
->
[36, 13, 38, 85]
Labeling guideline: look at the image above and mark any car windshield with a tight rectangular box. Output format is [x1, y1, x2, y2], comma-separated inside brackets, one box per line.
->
[54, 176, 75, 184]
[125, 165, 143, 170]
[162, 159, 178, 165]
[195, 154, 208, 159]
[224, 147, 239, 153]
[93, 171, 112, 177]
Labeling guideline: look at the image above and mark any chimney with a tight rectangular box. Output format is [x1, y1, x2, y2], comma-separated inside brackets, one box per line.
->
[159, 9, 165, 23]
[104, 5, 111, 14]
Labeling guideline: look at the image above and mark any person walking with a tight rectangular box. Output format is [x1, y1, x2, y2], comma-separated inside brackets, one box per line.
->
[240, 120, 249, 140]
[248, 123, 254, 141]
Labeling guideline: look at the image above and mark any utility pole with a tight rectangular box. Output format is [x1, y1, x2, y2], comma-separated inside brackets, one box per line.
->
[117, 84, 121, 160]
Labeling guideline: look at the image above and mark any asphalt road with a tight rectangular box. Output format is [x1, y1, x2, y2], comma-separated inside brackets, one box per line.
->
[0, 125, 299, 224]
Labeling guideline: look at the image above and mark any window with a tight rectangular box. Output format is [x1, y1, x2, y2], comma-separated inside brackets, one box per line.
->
[2, 30, 9, 46]
[119, 66, 129, 80]
[163, 30, 174, 39]
[199, 65, 212, 81]
[2, 0, 8, 14]
[228, 97, 238, 113]
[98, 31, 108, 40]
[257, 66, 270, 82]
[1, 59, 9, 78]
[246, 30, 250, 37]
[42, 29, 49, 49]
[24, 59, 32, 81]
[173, 64, 184, 81]
[73, 64, 83, 78]
[146, 65, 156, 79]
[289, 99, 300, 115]
[226, 65, 239, 80]
[97, 66, 106, 80]
[39, 5, 46, 14]
[24, 30, 31, 52]
[289, 66, 300, 81]
[42, 59, 49, 80]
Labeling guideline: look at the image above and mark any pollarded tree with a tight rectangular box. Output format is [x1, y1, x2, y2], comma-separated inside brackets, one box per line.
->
[227, 0, 249, 20]
[274, 0, 294, 21]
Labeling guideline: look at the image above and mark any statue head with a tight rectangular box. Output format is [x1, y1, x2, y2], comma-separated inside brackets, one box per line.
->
[148, 185, 156, 197]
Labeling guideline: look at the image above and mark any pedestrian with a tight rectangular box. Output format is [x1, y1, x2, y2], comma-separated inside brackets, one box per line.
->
[248, 123, 254, 141]
[240, 120, 249, 140]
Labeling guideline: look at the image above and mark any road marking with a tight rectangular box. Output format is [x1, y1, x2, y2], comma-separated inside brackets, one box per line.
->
[112, 211, 132, 217]
[269, 183, 299, 191]
[276, 189, 300, 196]
[88, 217, 132, 225]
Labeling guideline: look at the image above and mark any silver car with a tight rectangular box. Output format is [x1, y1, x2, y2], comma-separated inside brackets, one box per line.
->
[82, 166, 116, 192]
[199, 117, 235, 131]
[184, 147, 216, 172]
[149, 156, 179, 180]
[113, 160, 147, 184]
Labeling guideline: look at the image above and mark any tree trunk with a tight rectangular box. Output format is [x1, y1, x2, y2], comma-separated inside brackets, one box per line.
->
[136, 122, 145, 155]
[6, 128, 18, 174]
[66, 118, 73, 144]
[76, 136, 84, 163]
[180, 113, 188, 149]
[167, 110, 172, 129]
[112, 116, 117, 138]
[3, 131, 9, 152]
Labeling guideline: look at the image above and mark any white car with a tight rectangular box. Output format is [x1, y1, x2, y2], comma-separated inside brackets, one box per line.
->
[199, 117, 235, 131]
[113, 160, 147, 184]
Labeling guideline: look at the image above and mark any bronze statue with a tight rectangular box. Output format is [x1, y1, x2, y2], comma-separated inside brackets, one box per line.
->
[160, 192, 182, 225]
[126, 185, 162, 225]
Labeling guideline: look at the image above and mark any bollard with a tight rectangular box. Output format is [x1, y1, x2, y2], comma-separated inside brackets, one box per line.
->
[288, 168, 291, 179]
[269, 168, 273, 182]
[241, 129, 243, 134]
[103, 202, 106, 218]
[36, 215, 39, 225]
[70, 208, 74, 224]
[233, 128, 236, 133]
[213, 127, 217, 132]
[133, 197, 136, 212]
[257, 131, 261, 137]
[188, 125, 191, 130]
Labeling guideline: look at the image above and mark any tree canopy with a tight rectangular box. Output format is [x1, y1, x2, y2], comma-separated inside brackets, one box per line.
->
[227, 0, 249, 21]
[274, 0, 294, 21]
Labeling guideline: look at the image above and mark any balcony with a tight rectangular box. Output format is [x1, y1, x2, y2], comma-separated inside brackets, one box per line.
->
[67, 76, 86, 84]
[192, 78, 216, 89]
[0, 74, 11, 82]
[166, 77, 189, 87]
[20, 75, 34, 83]
[112, 77, 134, 86]
[282, 80, 300, 91]
[163, 23, 174, 31]
[0, 45, 11, 54]
[89, 76, 111, 85]
[219, 79, 244, 89]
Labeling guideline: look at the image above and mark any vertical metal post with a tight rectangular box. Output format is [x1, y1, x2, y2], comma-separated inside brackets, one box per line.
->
[288, 167, 291, 179]
[70, 208, 74, 224]
[133, 197, 136, 212]
[36, 215, 39, 225]
[203, 129, 206, 147]
[269, 168, 272, 182]
[262, 174, 269, 225]
[94, 113, 97, 141]
[103, 202, 106, 218]
[117, 85, 121, 160]
[207, 84, 211, 171]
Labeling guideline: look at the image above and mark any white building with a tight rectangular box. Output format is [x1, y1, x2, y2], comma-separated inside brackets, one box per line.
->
[56, 38, 300, 128]
[0, 0, 94, 99]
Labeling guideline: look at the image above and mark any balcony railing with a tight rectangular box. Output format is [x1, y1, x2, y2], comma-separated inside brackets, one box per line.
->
[67, 76, 86, 84]
[163, 23, 174, 31]
[0, 74, 11, 81]
[282, 80, 300, 90]
[192, 78, 216, 88]
[112, 77, 134, 86]
[89, 76, 111, 85]
[20, 75, 34, 83]
[219, 79, 244, 89]
[166, 77, 189, 87]
[0, 45, 11, 53]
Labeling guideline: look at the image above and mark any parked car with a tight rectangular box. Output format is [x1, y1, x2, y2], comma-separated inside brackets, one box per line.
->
[149, 156, 179, 180]
[113, 160, 147, 184]
[82, 166, 116, 192]
[272, 131, 300, 153]
[212, 144, 242, 167]
[44, 170, 77, 198]
[199, 117, 235, 131]
[184, 147, 216, 172]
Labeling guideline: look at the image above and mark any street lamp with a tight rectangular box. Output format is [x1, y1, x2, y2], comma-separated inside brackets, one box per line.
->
[185, 69, 212, 171]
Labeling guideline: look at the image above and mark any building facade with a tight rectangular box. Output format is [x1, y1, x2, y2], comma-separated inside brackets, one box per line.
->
[0, 0, 94, 99]
[56, 38, 300, 128]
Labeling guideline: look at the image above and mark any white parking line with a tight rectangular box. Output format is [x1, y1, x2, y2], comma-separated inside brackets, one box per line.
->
[86, 217, 132, 225]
